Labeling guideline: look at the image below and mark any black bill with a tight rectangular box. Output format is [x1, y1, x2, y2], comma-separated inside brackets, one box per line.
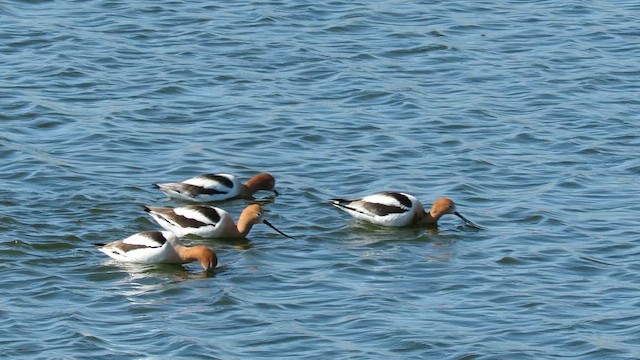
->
[454, 211, 480, 229]
[263, 219, 295, 239]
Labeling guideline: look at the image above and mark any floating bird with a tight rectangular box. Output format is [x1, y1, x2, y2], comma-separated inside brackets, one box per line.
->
[95, 231, 217, 271]
[154, 173, 278, 202]
[143, 204, 293, 239]
[330, 191, 478, 228]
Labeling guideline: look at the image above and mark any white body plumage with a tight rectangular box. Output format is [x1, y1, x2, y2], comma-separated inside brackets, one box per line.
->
[331, 191, 478, 228]
[96, 231, 183, 264]
[144, 205, 235, 238]
[155, 173, 242, 202]
[331, 192, 424, 227]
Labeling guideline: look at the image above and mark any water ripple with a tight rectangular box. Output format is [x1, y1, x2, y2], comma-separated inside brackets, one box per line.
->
[1, 0, 640, 358]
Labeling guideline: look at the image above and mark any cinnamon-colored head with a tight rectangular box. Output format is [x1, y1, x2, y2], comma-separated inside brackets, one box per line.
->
[245, 173, 278, 194]
[240, 204, 265, 224]
[238, 204, 294, 239]
[195, 246, 218, 271]
[429, 197, 479, 227]
[429, 198, 456, 220]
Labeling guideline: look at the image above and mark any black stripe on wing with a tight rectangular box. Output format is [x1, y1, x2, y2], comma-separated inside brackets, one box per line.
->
[164, 205, 222, 229]
[121, 231, 167, 251]
[168, 216, 208, 228]
[181, 184, 226, 196]
[142, 231, 169, 245]
[380, 192, 413, 209]
[362, 202, 409, 216]
[95, 231, 167, 252]
[144, 206, 211, 229]
[199, 174, 234, 188]
[118, 243, 157, 252]
[331, 199, 363, 213]
[332, 198, 408, 217]
[190, 205, 222, 223]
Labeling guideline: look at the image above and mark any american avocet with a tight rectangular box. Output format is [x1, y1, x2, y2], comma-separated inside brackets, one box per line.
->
[95, 231, 217, 271]
[154, 173, 278, 202]
[330, 191, 478, 228]
[143, 204, 293, 239]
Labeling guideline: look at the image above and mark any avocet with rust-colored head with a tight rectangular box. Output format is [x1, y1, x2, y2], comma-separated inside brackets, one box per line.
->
[143, 204, 294, 239]
[330, 191, 478, 228]
[95, 231, 217, 271]
[154, 173, 278, 202]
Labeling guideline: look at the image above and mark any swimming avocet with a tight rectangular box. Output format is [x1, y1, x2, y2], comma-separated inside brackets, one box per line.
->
[330, 191, 478, 228]
[95, 231, 217, 271]
[143, 204, 293, 239]
[154, 173, 278, 202]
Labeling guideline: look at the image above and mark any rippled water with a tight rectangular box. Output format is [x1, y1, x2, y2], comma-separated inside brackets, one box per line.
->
[2, 0, 640, 358]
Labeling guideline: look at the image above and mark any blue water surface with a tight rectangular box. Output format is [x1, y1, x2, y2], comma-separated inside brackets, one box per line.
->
[1, 1, 640, 359]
